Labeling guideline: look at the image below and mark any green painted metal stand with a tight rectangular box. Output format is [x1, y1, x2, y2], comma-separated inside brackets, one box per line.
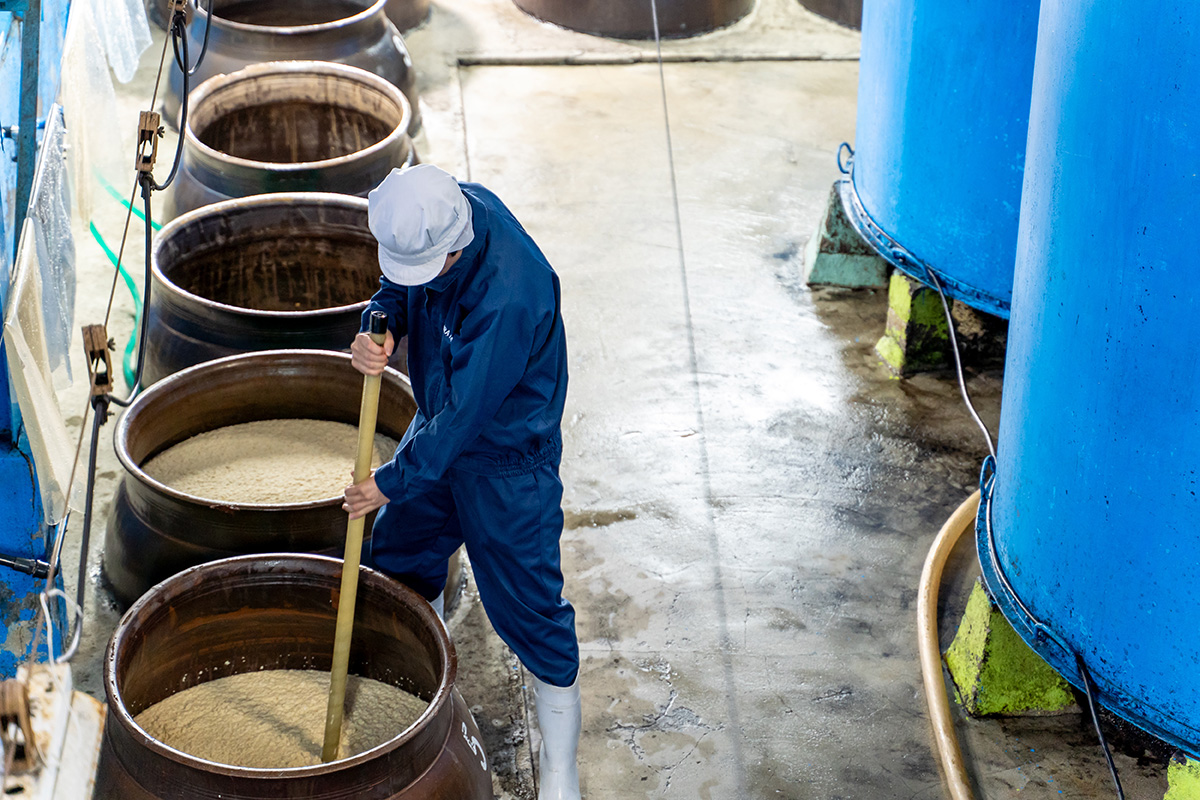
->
[803, 183, 889, 288]
[945, 579, 1076, 717]
[875, 272, 950, 376]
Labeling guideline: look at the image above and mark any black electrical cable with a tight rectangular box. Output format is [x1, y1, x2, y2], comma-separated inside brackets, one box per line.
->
[0, 554, 49, 578]
[169, 7, 188, 72]
[188, 0, 214, 76]
[108, 176, 156, 408]
[154, 13, 190, 192]
[927, 265, 1128, 800]
[170, 0, 211, 75]
[924, 268, 996, 460]
[1077, 655, 1127, 799]
[64, 396, 108, 655]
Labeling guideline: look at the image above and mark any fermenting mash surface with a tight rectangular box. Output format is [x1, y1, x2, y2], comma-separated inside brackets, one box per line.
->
[142, 419, 397, 503]
[135, 669, 428, 767]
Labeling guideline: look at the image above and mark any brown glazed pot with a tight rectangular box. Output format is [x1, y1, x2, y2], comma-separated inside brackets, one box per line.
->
[102, 350, 417, 608]
[513, 0, 754, 38]
[166, 0, 420, 134]
[94, 553, 493, 799]
[144, 193, 377, 386]
[165, 61, 415, 219]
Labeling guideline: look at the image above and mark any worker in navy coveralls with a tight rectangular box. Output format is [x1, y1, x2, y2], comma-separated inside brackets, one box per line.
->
[344, 164, 580, 800]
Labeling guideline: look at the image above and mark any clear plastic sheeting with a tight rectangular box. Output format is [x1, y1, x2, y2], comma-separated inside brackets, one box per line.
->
[60, 0, 150, 225]
[4, 106, 81, 525]
[93, 0, 152, 84]
[26, 107, 73, 388]
[38, 0, 71, 112]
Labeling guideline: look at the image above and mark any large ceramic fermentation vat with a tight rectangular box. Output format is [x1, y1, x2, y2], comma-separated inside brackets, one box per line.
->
[796, 0, 860, 29]
[144, 193, 377, 385]
[94, 553, 494, 798]
[148, 0, 431, 32]
[166, 0, 420, 134]
[385, 0, 430, 31]
[981, 0, 1200, 758]
[843, 0, 1040, 316]
[102, 350, 417, 607]
[165, 61, 415, 219]
[512, 0, 753, 39]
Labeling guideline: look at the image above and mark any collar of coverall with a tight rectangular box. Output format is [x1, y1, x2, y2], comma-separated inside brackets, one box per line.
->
[421, 191, 489, 294]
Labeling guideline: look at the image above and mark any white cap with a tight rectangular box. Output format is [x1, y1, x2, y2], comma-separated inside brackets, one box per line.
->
[368, 165, 475, 286]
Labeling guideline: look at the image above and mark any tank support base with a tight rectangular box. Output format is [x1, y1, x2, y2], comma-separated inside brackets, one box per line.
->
[875, 272, 950, 376]
[803, 183, 890, 288]
[944, 579, 1076, 717]
[1168, 756, 1200, 799]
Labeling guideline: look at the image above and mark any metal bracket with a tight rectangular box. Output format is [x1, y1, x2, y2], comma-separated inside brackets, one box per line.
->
[0, 0, 42, 262]
[0, 669, 40, 773]
[135, 111, 163, 174]
[81, 325, 114, 398]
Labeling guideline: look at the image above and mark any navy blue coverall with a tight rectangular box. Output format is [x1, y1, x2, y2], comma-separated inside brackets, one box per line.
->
[362, 182, 579, 687]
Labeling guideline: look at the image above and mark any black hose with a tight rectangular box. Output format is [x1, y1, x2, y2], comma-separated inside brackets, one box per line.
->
[189, 0, 214, 76]
[1077, 655, 1126, 800]
[69, 395, 108, 648]
[108, 176, 156, 408]
[155, 14, 190, 192]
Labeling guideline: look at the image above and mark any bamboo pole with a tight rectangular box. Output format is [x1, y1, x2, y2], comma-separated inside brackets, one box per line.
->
[322, 311, 388, 762]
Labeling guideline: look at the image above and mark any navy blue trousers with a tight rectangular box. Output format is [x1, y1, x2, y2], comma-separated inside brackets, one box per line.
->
[370, 460, 579, 687]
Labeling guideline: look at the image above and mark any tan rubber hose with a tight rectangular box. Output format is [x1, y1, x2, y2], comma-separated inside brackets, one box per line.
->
[322, 314, 388, 762]
[917, 490, 981, 800]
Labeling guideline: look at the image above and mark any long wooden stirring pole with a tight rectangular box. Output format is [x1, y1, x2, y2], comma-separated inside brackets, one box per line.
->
[322, 310, 389, 763]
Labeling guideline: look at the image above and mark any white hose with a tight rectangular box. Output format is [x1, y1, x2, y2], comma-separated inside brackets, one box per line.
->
[917, 491, 980, 800]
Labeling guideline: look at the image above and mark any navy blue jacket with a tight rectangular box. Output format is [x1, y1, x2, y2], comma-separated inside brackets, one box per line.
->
[362, 183, 568, 502]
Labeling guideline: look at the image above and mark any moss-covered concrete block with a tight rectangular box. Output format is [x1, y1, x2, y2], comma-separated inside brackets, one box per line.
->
[944, 579, 1076, 717]
[803, 184, 889, 288]
[874, 272, 950, 375]
[1167, 756, 1200, 799]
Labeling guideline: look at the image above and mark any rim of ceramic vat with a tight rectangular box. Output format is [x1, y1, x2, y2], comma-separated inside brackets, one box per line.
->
[153, 192, 374, 321]
[190, 0, 390, 37]
[512, 0, 755, 39]
[113, 350, 411, 510]
[104, 552, 457, 776]
[184, 61, 413, 181]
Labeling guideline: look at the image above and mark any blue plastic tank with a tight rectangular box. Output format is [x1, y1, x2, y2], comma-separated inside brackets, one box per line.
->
[842, 0, 1040, 317]
[979, 0, 1200, 756]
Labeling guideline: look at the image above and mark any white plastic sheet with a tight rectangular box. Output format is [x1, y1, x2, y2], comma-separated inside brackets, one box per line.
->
[3, 110, 81, 525]
[60, 0, 149, 225]
[93, 0, 152, 85]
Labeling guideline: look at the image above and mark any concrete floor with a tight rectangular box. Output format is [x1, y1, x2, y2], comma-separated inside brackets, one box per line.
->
[48, 0, 1174, 797]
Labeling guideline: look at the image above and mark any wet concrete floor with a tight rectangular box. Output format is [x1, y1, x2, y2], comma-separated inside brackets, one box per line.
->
[52, 0, 1171, 798]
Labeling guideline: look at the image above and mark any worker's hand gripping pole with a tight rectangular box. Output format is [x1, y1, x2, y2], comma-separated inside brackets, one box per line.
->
[322, 311, 388, 763]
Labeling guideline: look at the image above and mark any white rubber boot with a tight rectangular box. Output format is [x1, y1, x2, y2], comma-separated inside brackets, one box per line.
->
[531, 674, 581, 800]
[430, 591, 444, 621]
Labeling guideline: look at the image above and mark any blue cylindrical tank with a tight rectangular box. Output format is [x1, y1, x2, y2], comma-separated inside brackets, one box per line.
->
[843, 0, 1040, 317]
[979, 0, 1200, 756]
